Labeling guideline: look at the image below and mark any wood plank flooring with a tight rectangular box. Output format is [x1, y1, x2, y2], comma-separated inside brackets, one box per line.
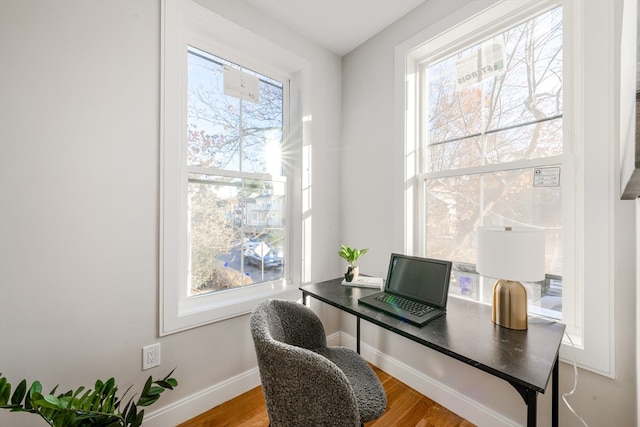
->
[178, 366, 475, 427]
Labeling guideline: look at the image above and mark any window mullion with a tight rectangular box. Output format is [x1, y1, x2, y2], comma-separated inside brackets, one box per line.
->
[185, 166, 278, 182]
[419, 155, 563, 180]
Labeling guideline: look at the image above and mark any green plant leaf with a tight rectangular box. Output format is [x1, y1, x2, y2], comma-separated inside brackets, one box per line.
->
[0, 377, 10, 406]
[147, 386, 164, 395]
[29, 380, 42, 398]
[155, 380, 176, 390]
[139, 376, 152, 399]
[32, 395, 61, 411]
[131, 407, 145, 427]
[101, 378, 115, 398]
[137, 393, 162, 407]
[11, 380, 26, 406]
[43, 394, 61, 407]
[124, 401, 137, 423]
[338, 245, 368, 265]
[68, 386, 86, 409]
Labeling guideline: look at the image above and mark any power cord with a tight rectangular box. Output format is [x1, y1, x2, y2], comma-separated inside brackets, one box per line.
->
[562, 331, 589, 427]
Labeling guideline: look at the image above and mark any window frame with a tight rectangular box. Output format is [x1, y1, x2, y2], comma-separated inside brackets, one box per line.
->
[395, 0, 615, 376]
[160, 0, 303, 335]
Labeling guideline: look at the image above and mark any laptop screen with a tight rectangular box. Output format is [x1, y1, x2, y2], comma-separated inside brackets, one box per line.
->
[385, 253, 452, 307]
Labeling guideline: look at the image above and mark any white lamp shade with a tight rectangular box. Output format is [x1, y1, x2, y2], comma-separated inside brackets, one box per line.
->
[477, 226, 545, 282]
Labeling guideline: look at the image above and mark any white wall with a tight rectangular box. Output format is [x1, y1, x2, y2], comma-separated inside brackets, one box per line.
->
[342, 1, 637, 426]
[0, 0, 636, 426]
[0, 1, 342, 426]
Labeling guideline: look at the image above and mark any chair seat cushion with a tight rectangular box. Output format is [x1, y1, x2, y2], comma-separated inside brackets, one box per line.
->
[314, 346, 387, 423]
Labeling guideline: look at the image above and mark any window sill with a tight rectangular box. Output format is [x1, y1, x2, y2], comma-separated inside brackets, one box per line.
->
[161, 280, 300, 335]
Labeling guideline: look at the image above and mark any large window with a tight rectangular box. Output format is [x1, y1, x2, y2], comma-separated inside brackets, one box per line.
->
[161, 0, 303, 334]
[419, 6, 563, 320]
[399, 0, 617, 375]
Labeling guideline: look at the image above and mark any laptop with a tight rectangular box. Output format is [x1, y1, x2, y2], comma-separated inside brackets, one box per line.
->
[358, 253, 452, 326]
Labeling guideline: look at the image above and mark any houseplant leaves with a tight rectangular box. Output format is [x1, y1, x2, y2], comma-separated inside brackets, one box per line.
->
[0, 369, 177, 427]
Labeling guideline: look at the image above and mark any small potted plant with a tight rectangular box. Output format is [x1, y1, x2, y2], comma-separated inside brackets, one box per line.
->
[338, 244, 368, 282]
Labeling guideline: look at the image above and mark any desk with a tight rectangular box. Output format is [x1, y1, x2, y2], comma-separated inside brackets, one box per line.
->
[300, 278, 565, 427]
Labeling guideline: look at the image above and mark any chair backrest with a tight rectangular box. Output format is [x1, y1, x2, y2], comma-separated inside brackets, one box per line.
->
[252, 299, 327, 349]
[250, 299, 361, 427]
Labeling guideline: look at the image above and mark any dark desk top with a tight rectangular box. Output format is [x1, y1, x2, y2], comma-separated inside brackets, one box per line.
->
[300, 278, 566, 393]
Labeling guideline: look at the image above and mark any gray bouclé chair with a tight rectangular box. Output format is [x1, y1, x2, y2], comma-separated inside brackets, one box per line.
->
[250, 299, 387, 426]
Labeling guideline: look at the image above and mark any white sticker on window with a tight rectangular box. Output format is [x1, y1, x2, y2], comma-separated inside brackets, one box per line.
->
[534, 167, 561, 187]
[455, 43, 505, 90]
[223, 65, 260, 103]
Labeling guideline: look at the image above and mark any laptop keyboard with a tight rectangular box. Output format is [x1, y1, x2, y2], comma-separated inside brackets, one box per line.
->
[374, 293, 435, 317]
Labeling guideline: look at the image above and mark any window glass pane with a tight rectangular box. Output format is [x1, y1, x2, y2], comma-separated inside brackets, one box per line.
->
[188, 49, 240, 170]
[188, 176, 248, 294]
[187, 47, 283, 174]
[188, 174, 285, 296]
[428, 135, 482, 171]
[425, 175, 481, 264]
[426, 170, 562, 266]
[482, 169, 563, 275]
[241, 80, 283, 175]
[484, 118, 563, 163]
[426, 6, 563, 173]
[482, 169, 563, 319]
[425, 168, 562, 319]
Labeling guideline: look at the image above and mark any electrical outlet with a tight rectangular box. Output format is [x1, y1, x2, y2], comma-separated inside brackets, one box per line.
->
[142, 343, 161, 370]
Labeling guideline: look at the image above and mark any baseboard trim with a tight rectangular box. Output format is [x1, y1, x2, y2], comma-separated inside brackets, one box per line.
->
[142, 367, 261, 426]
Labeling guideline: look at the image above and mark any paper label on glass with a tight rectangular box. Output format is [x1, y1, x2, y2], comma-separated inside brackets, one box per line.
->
[223, 65, 259, 103]
[455, 43, 505, 90]
[533, 167, 561, 187]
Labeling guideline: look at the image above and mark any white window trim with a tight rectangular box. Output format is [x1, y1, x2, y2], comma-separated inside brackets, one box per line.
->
[160, 0, 305, 335]
[394, 0, 615, 377]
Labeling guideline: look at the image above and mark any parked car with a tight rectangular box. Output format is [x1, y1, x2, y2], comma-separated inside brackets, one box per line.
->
[242, 238, 261, 250]
[244, 249, 283, 269]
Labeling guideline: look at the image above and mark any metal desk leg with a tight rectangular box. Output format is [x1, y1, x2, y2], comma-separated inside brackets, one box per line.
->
[513, 353, 559, 427]
[510, 383, 537, 427]
[526, 390, 537, 427]
[552, 355, 559, 427]
[356, 317, 361, 354]
[301, 291, 308, 306]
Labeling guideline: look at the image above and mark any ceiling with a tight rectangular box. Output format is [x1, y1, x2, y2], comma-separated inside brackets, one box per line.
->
[245, 0, 427, 57]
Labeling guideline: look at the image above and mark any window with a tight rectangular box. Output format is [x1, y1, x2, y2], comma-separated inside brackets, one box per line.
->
[397, 0, 616, 375]
[187, 47, 286, 295]
[419, 6, 563, 320]
[161, 0, 303, 335]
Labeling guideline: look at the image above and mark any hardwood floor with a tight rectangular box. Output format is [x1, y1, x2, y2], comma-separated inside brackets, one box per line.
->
[178, 366, 475, 427]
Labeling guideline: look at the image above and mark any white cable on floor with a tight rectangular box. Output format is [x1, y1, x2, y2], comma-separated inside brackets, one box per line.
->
[563, 331, 589, 427]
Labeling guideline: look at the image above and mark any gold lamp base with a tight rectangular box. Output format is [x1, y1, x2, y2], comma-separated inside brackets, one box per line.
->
[492, 279, 528, 330]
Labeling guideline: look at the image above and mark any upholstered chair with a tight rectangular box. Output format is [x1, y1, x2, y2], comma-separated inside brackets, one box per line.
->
[250, 299, 387, 426]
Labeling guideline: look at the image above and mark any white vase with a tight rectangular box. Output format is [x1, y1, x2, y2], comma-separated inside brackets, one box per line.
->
[345, 265, 359, 282]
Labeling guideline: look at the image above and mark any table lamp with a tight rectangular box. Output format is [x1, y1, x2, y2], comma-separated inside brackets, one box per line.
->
[477, 226, 545, 330]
